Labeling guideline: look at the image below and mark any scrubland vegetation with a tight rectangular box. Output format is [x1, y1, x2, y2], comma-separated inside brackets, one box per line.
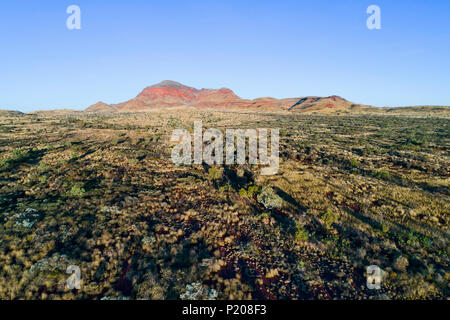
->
[0, 110, 448, 299]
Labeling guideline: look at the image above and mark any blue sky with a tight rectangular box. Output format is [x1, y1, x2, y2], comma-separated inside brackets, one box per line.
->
[0, 0, 449, 111]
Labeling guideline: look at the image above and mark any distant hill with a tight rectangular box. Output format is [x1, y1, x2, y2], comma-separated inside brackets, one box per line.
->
[382, 106, 450, 116]
[287, 96, 374, 113]
[84, 80, 381, 114]
[0, 110, 24, 117]
[85, 102, 117, 113]
[27, 109, 81, 116]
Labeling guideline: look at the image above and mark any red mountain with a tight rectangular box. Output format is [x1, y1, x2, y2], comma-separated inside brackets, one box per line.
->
[108, 81, 247, 110]
[86, 80, 372, 113]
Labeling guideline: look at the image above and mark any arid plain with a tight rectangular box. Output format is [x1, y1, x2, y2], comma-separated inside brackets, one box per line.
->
[0, 81, 449, 299]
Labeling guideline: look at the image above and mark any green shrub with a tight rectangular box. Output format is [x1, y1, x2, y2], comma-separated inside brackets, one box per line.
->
[257, 212, 269, 220]
[247, 185, 260, 197]
[350, 157, 360, 168]
[38, 161, 49, 173]
[239, 185, 260, 197]
[295, 223, 309, 242]
[218, 185, 234, 193]
[69, 184, 85, 197]
[321, 208, 338, 228]
[208, 167, 223, 181]
[239, 188, 248, 197]
[372, 169, 391, 180]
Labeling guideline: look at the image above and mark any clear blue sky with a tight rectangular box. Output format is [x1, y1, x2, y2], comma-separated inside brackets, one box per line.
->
[0, 0, 449, 111]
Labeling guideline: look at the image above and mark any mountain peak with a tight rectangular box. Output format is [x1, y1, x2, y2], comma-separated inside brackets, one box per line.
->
[149, 80, 189, 88]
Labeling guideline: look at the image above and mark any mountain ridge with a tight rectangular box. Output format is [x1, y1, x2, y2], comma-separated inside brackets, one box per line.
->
[85, 80, 371, 113]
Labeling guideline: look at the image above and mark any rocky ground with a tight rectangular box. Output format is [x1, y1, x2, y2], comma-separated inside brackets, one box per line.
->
[0, 110, 448, 299]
